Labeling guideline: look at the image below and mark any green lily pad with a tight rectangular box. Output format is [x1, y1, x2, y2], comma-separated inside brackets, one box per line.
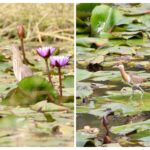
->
[77, 82, 93, 98]
[111, 119, 150, 135]
[77, 69, 92, 82]
[3, 76, 58, 106]
[76, 130, 99, 147]
[91, 5, 123, 36]
[62, 75, 74, 88]
[76, 37, 108, 48]
[0, 114, 26, 129]
[30, 100, 69, 112]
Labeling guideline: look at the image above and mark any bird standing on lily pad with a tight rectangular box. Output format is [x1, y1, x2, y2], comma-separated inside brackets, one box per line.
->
[113, 63, 146, 100]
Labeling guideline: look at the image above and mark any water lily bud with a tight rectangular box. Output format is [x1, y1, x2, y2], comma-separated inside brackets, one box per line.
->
[17, 24, 25, 39]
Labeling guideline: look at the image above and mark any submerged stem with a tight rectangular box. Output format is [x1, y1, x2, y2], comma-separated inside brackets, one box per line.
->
[58, 67, 62, 99]
[45, 59, 53, 85]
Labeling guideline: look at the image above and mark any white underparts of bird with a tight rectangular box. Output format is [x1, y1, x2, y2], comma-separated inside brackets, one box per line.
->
[12, 46, 33, 81]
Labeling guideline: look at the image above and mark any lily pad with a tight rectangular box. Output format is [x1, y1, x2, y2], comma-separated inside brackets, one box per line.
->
[77, 82, 93, 98]
[30, 100, 69, 112]
[91, 5, 123, 36]
[62, 75, 74, 88]
[0, 114, 26, 128]
[111, 119, 150, 135]
[77, 69, 92, 82]
[3, 76, 58, 106]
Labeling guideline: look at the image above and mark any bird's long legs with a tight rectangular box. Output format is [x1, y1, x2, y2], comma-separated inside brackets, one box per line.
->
[120, 87, 127, 95]
[138, 86, 144, 106]
[129, 86, 135, 100]
[138, 86, 144, 94]
[130, 85, 144, 106]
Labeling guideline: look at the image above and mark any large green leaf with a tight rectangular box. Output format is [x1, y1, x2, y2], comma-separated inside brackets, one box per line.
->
[3, 76, 58, 106]
[91, 5, 123, 36]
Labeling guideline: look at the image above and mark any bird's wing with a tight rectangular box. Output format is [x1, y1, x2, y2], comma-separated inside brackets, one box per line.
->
[129, 73, 144, 84]
[20, 64, 33, 80]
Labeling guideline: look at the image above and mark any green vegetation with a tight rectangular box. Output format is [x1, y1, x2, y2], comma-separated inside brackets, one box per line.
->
[0, 4, 74, 147]
[76, 3, 150, 147]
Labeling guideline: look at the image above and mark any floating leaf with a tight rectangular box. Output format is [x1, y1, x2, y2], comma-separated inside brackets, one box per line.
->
[76, 37, 108, 48]
[30, 100, 69, 112]
[62, 75, 74, 88]
[77, 82, 93, 98]
[76, 130, 99, 147]
[0, 115, 26, 128]
[77, 69, 92, 82]
[3, 76, 58, 106]
[111, 119, 150, 135]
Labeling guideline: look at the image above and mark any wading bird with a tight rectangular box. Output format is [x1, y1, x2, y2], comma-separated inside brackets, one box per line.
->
[12, 46, 33, 81]
[113, 63, 145, 99]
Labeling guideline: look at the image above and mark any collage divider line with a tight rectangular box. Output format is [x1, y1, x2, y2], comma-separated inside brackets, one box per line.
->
[74, 2, 76, 147]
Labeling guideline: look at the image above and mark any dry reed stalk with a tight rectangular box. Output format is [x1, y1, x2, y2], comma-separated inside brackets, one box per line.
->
[12, 45, 33, 81]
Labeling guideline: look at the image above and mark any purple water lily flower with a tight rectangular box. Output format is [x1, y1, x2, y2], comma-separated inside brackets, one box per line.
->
[36, 47, 56, 59]
[50, 56, 69, 67]
[36, 46, 56, 84]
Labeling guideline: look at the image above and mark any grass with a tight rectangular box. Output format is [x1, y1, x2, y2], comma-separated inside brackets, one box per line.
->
[0, 4, 74, 44]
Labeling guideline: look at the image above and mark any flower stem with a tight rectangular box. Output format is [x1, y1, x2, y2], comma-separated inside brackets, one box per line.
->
[20, 38, 34, 66]
[58, 67, 62, 98]
[45, 59, 53, 85]
[20, 38, 26, 61]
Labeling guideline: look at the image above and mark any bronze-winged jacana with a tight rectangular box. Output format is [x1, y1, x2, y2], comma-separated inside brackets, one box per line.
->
[113, 63, 145, 99]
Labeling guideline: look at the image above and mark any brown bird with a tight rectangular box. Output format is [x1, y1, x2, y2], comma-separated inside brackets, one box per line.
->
[12, 45, 33, 81]
[113, 63, 145, 98]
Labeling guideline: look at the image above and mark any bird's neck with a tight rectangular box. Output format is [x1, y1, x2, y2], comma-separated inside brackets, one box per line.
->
[119, 67, 130, 83]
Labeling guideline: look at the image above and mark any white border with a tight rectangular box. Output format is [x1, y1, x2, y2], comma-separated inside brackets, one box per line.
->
[74, 2, 76, 148]
[0, 0, 149, 3]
